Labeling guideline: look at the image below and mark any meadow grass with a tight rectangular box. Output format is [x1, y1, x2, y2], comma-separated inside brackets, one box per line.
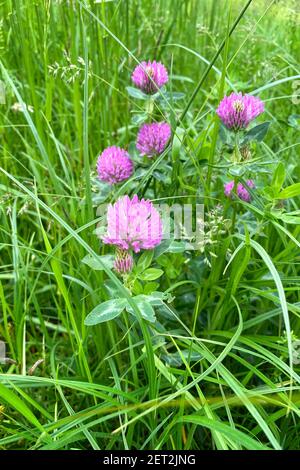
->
[0, 0, 300, 450]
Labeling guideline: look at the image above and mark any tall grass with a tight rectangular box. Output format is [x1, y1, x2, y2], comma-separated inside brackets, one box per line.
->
[0, 0, 300, 450]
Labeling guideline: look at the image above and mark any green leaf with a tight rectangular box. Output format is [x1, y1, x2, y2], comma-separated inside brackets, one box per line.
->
[131, 113, 148, 125]
[126, 86, 147, 100]
[133, 293, 162, 306]
[172, 127, 185, 162]
[103, 279, 127, 298]
[159, 91, 185, 101]
[82, 254, 114, 270]
[263, 186, 276, 200]
[132, 279, 143, 295]
[84, 299, 127, 325]
[168, 240, 187, 253]
[154, 239, 172, 258]
[272, 161, 285, 192]
[126, 296, 156, 323]
[143, 282, 160, 294]
[155, 240, 187, 257]
[235, 233, 293, 390]
[275, 213, 300, 224]
[243, 121, 270, 143]
[162, 350, 202, 366]
[138, 268, 164, 281]
[229, 165, 246, 177]
[219, 123, 229, 144]
[276, 183, 300, 199]
[179, 415, 270, 450]
[288, 114, 300, 129]
[0, 383, 44, 432]
[137, 250, 154, 272]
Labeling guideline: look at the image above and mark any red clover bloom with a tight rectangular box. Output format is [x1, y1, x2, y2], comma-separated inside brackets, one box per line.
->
[217, 93, 264, 131]
[97, 146, 134, 184]
[224, 180, 255, 202]
[136, 122, 171, 157]
[131, 60, 168, 94]
[103, 195, 162, 253]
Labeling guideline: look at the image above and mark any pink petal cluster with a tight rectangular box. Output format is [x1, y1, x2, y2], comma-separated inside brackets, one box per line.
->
[97, 146, 133, 184]
[217, 93, 264, 130]
[103, 195, 163, 253]
[131, 60, 168, 94]
[224, 180, 255, 202]
[137, 122, 171, 157]
[114, 250, 134, 275]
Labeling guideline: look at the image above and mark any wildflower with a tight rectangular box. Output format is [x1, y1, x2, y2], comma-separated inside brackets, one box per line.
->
[103, 195, 162, 253]
[136, 122, 171, 157]
[224, 180, 255, 202]
[217, 93, 264, 130]
[131, 60, 168, 94]
[97, 146, 134, 184]
[114, 249, 134, 275]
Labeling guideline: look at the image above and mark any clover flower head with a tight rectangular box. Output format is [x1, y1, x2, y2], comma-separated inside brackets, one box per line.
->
[114, 249, 134, 275]
[136, 122, 171, 157]
[103, 195, 162, 253]
[217, 93, 264, 130]
[97, 146, 133, 184]
[131, 60, 168, 94]
[224, 180, 255, 202]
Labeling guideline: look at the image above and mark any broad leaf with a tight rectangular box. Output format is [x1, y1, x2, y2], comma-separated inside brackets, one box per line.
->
[137, 250, 154, 272]
[229, 165, 246, 177]
[131, 113, 148, 125]
[126, 296, 156, 323]
[103, 279, 129, 298]
[82, 254, 114, 271]
[154, 239, 172, 258]
[154, 239, 187, 257]
[139, 268, 164, 281]
[288, 114, 300, 129]
[84, 298, 127, 325]
[132, 279, 144, 295]
[243, 121, 270, 143]
[126, 86, 148, 100]
[167, 240, 187, 253]
[143, 282, 160, 294]
[219, 123, 229, 144]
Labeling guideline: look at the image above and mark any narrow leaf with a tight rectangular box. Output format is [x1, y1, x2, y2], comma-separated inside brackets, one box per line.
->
[276, 183, 300, 199]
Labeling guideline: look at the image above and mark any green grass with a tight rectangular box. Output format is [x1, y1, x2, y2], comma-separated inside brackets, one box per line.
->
[0, 0, 300, 450]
